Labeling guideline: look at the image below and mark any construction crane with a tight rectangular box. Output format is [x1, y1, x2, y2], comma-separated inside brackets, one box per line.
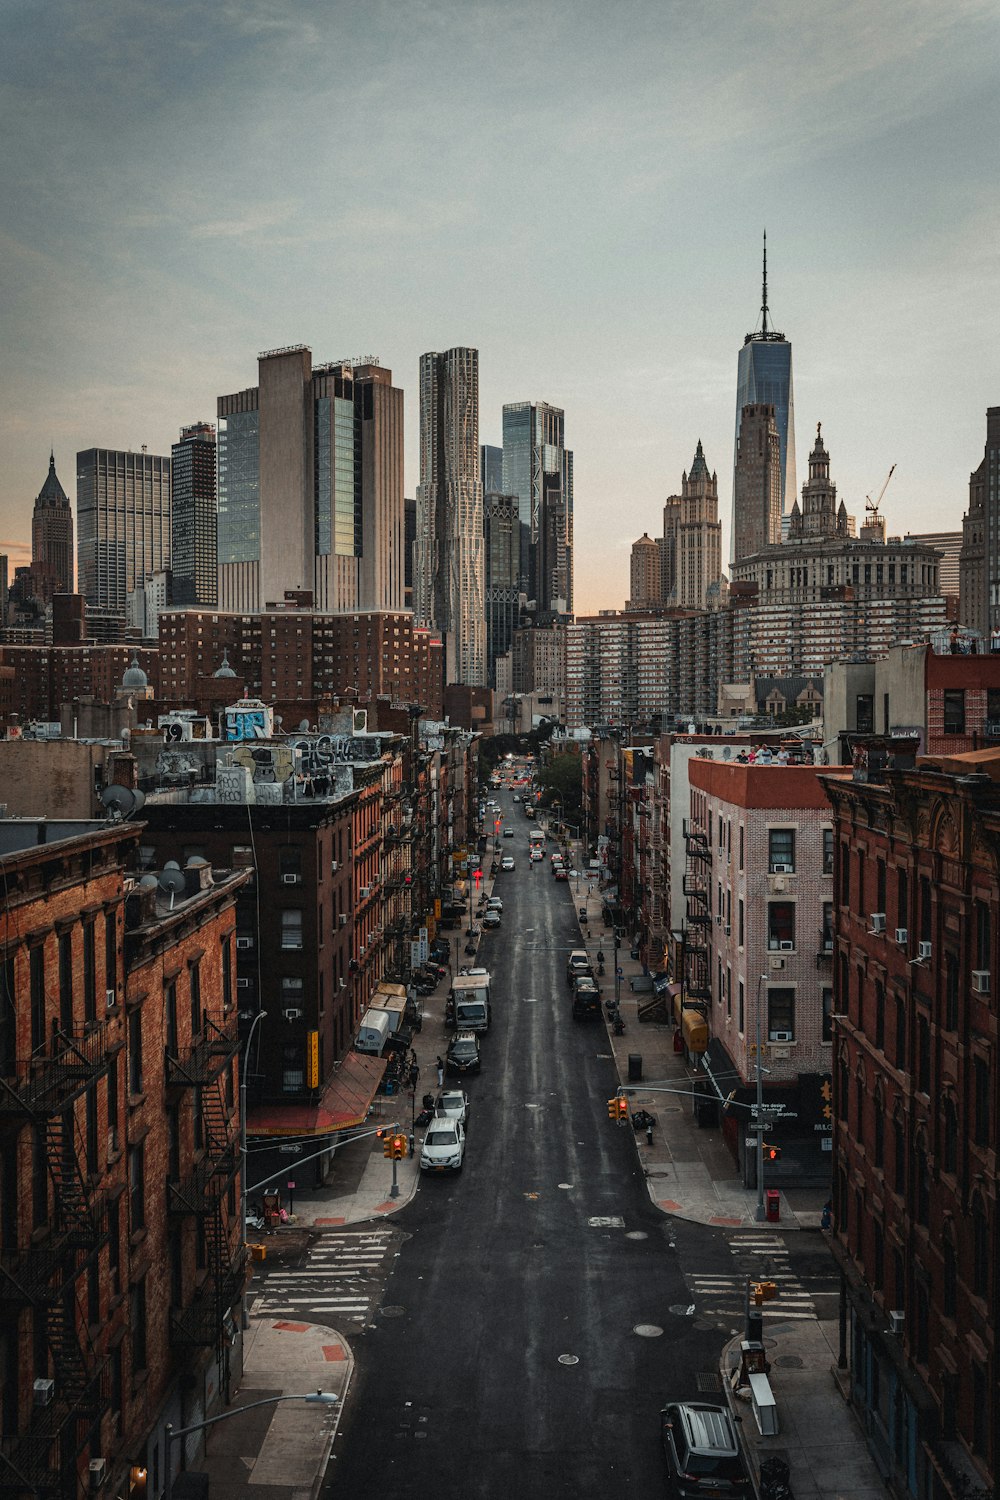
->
[865, 464, 896, 524]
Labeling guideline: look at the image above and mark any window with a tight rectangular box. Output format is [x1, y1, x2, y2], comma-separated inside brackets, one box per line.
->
[875, 982, 885, 1051]
[726, 965, 732, 1018]
[767, 987, 795, 1041]
[738, 899, 744, 948]
[876, 859, 886, 916]
[58, 932, 73, 1031]
[840, 843, 850, 906]
[942, 689, 965, 735]
[856, 852, 865, 918]
[822, 987, 834, 1043]
[738, 981, 744, 1033]
[915, 1281, 929, 1364]
[974, 1055, 990, 1146]
[973, 1365, 987, 1455]
[893, 1110, 905, 1193]
[942, 1097, 957, 1174]
[944, 953, 958, 1031]
[919, 877, 932, 943]
[896, 867, 908, 935]
[129, 1142, 145, 1232]
[768, 829, 795, 872]
[821, 902, 834, 952]
[105, 910, 117, 999]
[895, 994, 907, 1070]
[281, 910, 303, 950]
[873, 1094, 884, 1168]
[83, 923, 96, 1023]
[30, 946, 45, 1053]
[873, 1220, 884, 1291]
[130, 1278, 147, 1374]
[279, 847, 302, 881]
[767, 902, 795, 950]
[739, 825, 744, 871]
[973, 1198, 989, 1298]
[942, 1232, 957, 1317]
[915, 1139, 929, 1226]
[856, 694, 875, 733]
[822, 828, 834, 875]
[128, 1007, 143, 1096]
[975, 900, 991, 971]
[282, 1044, 305, 1093]
[221, 938, 232, 1012]
[189, 961, 202, 1037]
[917, 1015, 930, 1094]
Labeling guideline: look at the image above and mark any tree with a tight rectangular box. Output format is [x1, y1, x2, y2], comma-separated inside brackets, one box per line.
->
[536, 754, 582, 815]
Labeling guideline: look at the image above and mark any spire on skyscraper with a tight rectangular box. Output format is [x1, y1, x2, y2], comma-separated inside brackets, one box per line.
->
[746, 230, 785, 345]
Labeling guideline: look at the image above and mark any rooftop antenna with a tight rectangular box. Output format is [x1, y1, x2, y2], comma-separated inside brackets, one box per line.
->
[761, 230, 769, 337]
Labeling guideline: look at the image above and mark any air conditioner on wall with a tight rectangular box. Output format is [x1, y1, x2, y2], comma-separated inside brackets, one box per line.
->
[770, 957, 785, 970]
[105, 989, 116, 1009]
[283, 1008, 303, 1021]
[339, 913, 348, 926]
[360, 886, 370, 900]
[889, 1310, 905, 1335]
[869, 914, 886, 934]
[331, 861, 338, 873]
[772, 864, 794, 874]
[772, 1030, 793, 1043]
[972, 969, 990, 994]
[917, 941, 932, 960]
[895, 928, 908, 945]
[282, 873, 300, 885]
[88, 1459, 107, 1491]
[779, 941, 794, 951]
[236, 937, 252, 950]
[236, 978, 250, 989]
[33, 1379, 54, 1408]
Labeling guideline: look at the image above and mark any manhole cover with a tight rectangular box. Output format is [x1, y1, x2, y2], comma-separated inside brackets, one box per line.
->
[625, 1230, 648, 1240]
[558, 1354, 579, 1365]
[633, 1324, 663, 1338]
[379, 1306, 405, 1318]
[693, 1318, 718, 1332]
[774, 1354, 804, 1369]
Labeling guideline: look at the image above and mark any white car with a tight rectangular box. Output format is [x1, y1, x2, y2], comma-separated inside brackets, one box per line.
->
[435, 1090, 469, 1125]
[501, 855, 515, 871]
[420, 1119, 466, 1173]
[512, 794, 521, 803]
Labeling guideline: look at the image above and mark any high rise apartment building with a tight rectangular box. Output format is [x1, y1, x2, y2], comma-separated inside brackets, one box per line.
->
[565, 610, 724, 730]
[171, 421, 218, 606]
[662, 440, 723, 609]
[484, 492, 522, 685]
[217, 347, 404, 617]
[30, 451, 74, 599]
[76, 447, 172, 616]
[732, 403, 782, 566]
[732, 237, 796, 552]
[629, 533, 662, 609]
[414, 347, 486, 686]
[502, 401, 573, 612]
[959, 406, 1000, 638]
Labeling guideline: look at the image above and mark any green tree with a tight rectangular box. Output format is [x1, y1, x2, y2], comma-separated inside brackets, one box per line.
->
[536, 754, 582, 815]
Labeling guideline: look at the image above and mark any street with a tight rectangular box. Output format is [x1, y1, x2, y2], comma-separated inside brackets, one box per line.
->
[327, 788, 726, 1497]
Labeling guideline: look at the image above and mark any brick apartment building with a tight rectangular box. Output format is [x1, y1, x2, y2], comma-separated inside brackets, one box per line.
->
[0, 820, 246, 1499]
[685, 759, 846, 1182]
[822, 747, 1000, 1499]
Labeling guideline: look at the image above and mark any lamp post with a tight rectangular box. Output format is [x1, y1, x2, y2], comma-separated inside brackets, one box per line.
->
[165, 1391, 339, 1500]
[241, 1009, 268, 1326]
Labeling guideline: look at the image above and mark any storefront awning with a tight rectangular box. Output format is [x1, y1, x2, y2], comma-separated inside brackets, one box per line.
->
[247, 1050, 386, 1138]
[681, 1008, 708, 1054]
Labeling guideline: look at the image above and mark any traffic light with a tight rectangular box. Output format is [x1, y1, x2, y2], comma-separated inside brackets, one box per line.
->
[380, 1130, 392, 1159]
[607, 1097, 619, 1120]
[820, 1075, 833, 1122]
[392, 1133, 407, 1160]
[616, 1097, 629, 1124]
[764, 1143, 782, 1162]
[752, 1280, 777, 1305]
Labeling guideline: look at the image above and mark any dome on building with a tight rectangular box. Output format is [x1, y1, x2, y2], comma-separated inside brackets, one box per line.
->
[121, 653, 148, 690]
[213, 647, 236, 679]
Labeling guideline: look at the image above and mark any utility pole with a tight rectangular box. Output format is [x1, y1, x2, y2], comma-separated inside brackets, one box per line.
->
[754, 972, 767, 1222]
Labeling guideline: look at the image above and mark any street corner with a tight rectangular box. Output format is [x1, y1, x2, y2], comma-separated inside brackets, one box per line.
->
[244, 1314, 355, 1388]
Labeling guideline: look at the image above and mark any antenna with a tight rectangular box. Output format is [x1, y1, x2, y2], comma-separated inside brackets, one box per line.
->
[157, 861, 186, 909]
[762, 229, 769, 337]
[100, 785, 146, 821]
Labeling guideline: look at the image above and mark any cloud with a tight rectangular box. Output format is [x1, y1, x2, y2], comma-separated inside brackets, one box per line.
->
[190, 199, 302, 240]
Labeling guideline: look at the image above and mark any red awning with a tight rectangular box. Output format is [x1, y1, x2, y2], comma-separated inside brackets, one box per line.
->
[246, 1050, 387, 1138]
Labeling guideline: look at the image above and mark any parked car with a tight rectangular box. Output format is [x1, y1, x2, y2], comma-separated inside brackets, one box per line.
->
[446, 1031, 482, 1075]
[512, 794, 521, 803]
[572, 976, 602, 1020]
[434, 1090, 469, 1125]
[419, 1119, 466, 1173]
[486, 897, 503, 912]
[659, 1402, 751, 1499]
[554, 867, 569, 881]
[482, 910, 501, 929]
[566, 948, 592, 983]
[501, 856, 515, 871]
[503, 827, 515, 838]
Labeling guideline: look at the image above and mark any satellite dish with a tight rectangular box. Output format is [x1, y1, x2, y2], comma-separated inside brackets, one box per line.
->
[299, 719, 310, 732]
[158, 861, 186, 909]
[185, 855, 209, 869]
[101, 785, 144, 821]
[138, 874, 159, 890]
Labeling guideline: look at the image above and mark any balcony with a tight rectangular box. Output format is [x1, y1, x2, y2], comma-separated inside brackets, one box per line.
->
[166, 1015, 239, 1088]
[0, 1022, 112, 1118]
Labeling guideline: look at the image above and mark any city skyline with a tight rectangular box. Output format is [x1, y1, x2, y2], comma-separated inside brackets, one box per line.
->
[1, 0, 998, 614]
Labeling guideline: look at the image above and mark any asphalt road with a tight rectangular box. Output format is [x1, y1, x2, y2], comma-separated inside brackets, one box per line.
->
[327, 788, 728, 1498]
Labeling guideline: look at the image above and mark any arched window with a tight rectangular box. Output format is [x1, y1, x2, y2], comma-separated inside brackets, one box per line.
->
[942, 1095, 958, 1176]
[873, 1084, 885, 1169]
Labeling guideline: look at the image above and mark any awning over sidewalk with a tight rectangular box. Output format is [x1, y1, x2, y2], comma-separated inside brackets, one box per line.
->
[247, 1050, 386, 1138]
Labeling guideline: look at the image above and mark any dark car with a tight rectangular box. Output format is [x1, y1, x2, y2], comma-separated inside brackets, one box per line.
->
[659, 1402, 751, 1498]
[572, 976, 602, 1020]
[446, 1031, 482, 1076]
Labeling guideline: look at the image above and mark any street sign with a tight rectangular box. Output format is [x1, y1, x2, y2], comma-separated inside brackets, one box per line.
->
[745, 1138, 757, 1148]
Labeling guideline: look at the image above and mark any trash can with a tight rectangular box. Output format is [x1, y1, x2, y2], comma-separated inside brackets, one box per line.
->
[766, 1188, 780, 1222]
[628, 1054, 643, 1082]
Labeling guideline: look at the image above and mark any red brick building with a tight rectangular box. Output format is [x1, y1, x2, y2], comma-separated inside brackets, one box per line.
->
[822, 749, 1000, 1499]
[0, 821, 246, 1499]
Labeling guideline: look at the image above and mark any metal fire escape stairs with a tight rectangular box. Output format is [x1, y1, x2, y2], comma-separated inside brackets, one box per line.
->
[681, 819, 712, 1011]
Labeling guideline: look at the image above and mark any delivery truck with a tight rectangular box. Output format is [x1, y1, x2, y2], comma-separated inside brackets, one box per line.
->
[445, 971, 492, 1032]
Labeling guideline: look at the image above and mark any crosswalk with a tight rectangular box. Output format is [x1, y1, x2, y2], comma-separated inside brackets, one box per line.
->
[253, 1228, 396, 1324]
[686, 1232, 817, 1327]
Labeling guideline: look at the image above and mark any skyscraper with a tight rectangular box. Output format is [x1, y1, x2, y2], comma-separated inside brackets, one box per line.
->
[170, 422, 217, 607]
[731, 404, 782, 567]
[31, 451, 74, 600]
[484, 492, 522, 684]
[501, 401, 573, 612]
[76, 447, 171, 615]
[217, 347, 404, 614]
[661, 440, 722, 609]
[480, 444, 503, 496]
[414, 347, 486, 685]
[732, 235, 795, 560]
[959, 407, 1000, 638]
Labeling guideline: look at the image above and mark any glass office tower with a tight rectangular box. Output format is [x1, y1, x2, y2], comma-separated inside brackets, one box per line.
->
[501, 402, 573, 612]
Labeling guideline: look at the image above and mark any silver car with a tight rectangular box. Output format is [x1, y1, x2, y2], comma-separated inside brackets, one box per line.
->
[420, 1119, 466, 1173]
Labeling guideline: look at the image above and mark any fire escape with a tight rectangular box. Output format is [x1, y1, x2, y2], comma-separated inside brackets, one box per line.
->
[681, 818, 712, 1009]
[166, 1017, 245, 1385]
[0, 1023, 113, 1499]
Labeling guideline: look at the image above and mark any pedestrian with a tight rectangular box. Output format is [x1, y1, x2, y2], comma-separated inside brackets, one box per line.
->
[645, 1120, 654, 1146]
[949, 627, 961, 655]
[436, 1056, 445, 1087]
[991, 625, 1000, 654]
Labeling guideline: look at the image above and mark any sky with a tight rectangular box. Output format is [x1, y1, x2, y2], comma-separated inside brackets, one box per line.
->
[1, 0, 998, 614]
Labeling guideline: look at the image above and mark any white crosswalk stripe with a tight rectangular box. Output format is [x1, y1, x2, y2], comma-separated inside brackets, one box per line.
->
[686, 1232, 817, 1324]
[254, 1229, 396, 1323]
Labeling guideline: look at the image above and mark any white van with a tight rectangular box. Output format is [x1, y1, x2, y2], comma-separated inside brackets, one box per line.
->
[354, 1008, 391, 1056]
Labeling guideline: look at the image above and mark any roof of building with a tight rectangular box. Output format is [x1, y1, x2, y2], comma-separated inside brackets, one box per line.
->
[919, 747, 1000, 782]
[121, 653, 148, 690]
[688, 439, 711, 482]
[213, 647, 237, 679]
[36, 451, 69, 506]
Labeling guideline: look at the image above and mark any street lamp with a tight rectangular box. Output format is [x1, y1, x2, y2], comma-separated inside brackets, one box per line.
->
[241, 1009, 268, 1322]
[165, 1391, 339, 1500]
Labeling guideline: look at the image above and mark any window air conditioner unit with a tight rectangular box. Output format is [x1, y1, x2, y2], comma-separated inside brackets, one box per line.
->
[105, 988, 116, 1009]
[779, 940, 795, 951]
[772, 1030, 793, 1043]
[770, 957, 785, 970]
[89, 1458, 107, 1491]
[339, 913, 348, 926]
[895, 928, 908, 945]
[889, 1309, 905, 1335]
[917, 941, 932, 960]
[283, 1008, 303, 1021]
[869, 914, 886, 934]
[236, 978, 250, 989]
[772, 863, 794, 874]
[331, 860, 338, 872]
[360, 886, 370, 899]
[339, 978, 347, 989]
[972, 969, 990, 994]
[33, 1378, 54, 1408]
[724, 925, 732, 937]
[282, 873, 300, 885]
[236, 937, 252, 950]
